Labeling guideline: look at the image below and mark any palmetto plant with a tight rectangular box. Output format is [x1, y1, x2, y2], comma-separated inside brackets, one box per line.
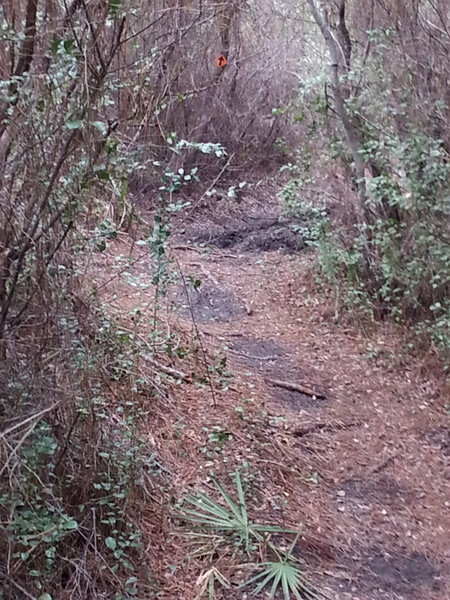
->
[178, 471, 322, 599]
[194, 567, 231, 600]
[242, 536, 320, 600]
[179, 471, 293, 550]
[246, 561, 309, 599]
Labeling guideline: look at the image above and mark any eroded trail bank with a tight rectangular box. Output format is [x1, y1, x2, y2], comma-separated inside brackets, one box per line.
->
[100, 191, 450, 600]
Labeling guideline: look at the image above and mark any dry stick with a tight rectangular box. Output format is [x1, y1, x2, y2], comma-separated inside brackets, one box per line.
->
[265, 378, 326, 400]
[292, 420, 361, 437]
[174, 256, 217, 407]
[0, 572, 37, 600]
[80, 0, 106, 74]
[53, 410, 82, 471]
[0, 130, 78, 336]
[0, 402, 60, 438]
[187, 261, 220, 286]
[172, 244, 205, 253]
[11, 220, 73, 325]
[143, 355, 190, 383]
[173, 245, 242, 262]
[0, 419, 42, 479]
[368, 450, 399, 475]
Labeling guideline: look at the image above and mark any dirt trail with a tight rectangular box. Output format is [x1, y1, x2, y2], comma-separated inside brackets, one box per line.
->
[167, 192, 450, 600]
[99, 190, 449, 599]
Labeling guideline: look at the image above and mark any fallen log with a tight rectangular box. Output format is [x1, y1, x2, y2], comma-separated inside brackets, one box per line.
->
[266, 378, 326, 400]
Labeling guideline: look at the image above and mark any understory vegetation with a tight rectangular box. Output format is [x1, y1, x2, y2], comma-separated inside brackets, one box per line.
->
[280, 1, 450, 364]
[0, 0, 449, 598]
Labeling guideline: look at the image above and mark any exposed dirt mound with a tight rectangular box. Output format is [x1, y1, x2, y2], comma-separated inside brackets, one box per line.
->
[226, 335, 288, 366]
[342, 476, 409, 506]
[189, 217, 305, 253]
[424, 425, 450, 456]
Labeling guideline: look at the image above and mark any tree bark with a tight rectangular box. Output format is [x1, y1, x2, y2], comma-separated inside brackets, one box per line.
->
[306, 0, 368, 214]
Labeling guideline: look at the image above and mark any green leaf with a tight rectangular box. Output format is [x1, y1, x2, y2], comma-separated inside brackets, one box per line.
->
[234, 471, 248, 525]
[63, 39, 75, 53]
[90, 121, 108, 135]
[178, 471, 301, 553]
[119, 177, 128, 202]
[66, 120, 83, 130]
[108, 0, 121, 15]
[105, 536, 117, 551]
[51, 39, 61, 54]
[96, 169, 110, 181]
[121, 558, 134, 569]
[243, 561, 306, 599]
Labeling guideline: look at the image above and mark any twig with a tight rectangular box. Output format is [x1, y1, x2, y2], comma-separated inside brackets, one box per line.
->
[187, 261, 220, 286]
[292, 420, 360, 437]
[219, 252, 243, 259]
[143, 355, 191, 383]
[171, 244, 206, 253]
[174, 256, 218, 407]
[265, 378, 326, 400]
[368, 450, 398, 475]
[0, 572, 38, 600]
[0, 420, 43, 479]
[259, 458, 299, 474]
[0, 402, 60, 438]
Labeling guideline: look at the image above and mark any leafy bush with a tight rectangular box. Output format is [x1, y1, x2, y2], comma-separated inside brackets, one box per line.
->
[281, 7, 450, 367]
[0, 297, 161, 598]
[283, 130, 450, 363]
[0, 5, 168, 597]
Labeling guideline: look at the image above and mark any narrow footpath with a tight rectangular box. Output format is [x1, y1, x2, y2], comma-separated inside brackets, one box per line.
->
[102, 189, 450, 599]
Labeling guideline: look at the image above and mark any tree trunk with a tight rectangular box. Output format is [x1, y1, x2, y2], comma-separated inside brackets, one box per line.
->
[306, 0, 368, 218]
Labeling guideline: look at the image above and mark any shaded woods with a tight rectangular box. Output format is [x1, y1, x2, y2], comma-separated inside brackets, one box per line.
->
[0, 0, 449, 598]
[288, 1, 450, 356]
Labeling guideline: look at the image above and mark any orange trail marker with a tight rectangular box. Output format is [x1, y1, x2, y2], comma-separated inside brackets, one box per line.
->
[215, 54, 227, 68]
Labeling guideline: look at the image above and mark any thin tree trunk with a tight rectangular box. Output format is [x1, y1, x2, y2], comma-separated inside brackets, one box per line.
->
[0, 0, 39, 137]
[306, 0, 368, 215]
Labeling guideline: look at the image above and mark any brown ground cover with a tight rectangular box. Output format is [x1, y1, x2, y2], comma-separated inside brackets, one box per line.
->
[93, 188, 449, 599]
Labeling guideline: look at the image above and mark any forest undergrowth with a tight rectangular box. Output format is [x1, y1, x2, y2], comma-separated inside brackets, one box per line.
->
[1, 0, 450, 599]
